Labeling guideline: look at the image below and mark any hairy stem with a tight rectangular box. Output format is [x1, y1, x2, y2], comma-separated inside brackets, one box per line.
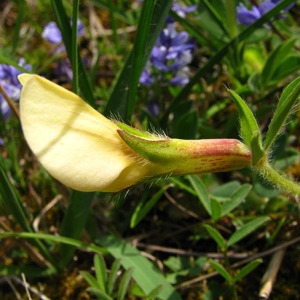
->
[254, 159, 300, 196]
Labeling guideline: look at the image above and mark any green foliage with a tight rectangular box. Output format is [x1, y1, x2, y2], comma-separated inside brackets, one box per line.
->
[98, 235, 180, 299]
[263, 77, 300, 152]
[81, 254, 136, 300]
[188, 175, 252, 220]
[104, 0, 173, 120]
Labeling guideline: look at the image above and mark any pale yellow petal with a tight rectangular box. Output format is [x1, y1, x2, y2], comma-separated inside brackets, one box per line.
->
[19, 74, 150, 192]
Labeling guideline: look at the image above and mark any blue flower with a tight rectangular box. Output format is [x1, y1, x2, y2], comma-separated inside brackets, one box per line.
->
[42, 19, 84, 46]
[0, 58, 31, 120]
[236, 0, 295, 26]
[140, 24, 195, 87]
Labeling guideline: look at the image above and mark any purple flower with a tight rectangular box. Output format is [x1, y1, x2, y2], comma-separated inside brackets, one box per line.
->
[237, 0, 295, 26]
[42, 21, 63, 44]
[148, 102, 160, 117]
[42, 19, 84, 46]
[42, 19, 85, 80]
[140, 69, 154, 85]
[0, 58, 32, 120]
[237, 4, 262, 26]
[172, 3, 197, 18]
[140, 23, 195, 87]
[166, 2, 197, 23]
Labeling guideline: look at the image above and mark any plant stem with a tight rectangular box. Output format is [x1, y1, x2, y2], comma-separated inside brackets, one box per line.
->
[225, 0, 238, 39]
[254, 159, 300, 196]
[72, 0, 79, 94]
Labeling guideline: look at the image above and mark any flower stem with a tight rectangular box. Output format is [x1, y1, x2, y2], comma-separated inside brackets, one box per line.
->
[254, 160, 300, 196]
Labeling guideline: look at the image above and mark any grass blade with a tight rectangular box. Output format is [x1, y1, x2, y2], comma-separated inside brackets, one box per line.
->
[81, 271, 101, 289]
[51, 0, 95, 107]
[58, 191, 95, 268]
[117, 267, 134, 300]
[11, 0, 25, 55]
[104, 0, 173, 120]
[94, 254, 108, 293]
[0, 156, 31, 232]
[107, 259, 122, 295]
[87, 288, 113, 300]
[130, 187, 165, 228]
[0, 232, 106, 254]
[71, 0, 79, 94]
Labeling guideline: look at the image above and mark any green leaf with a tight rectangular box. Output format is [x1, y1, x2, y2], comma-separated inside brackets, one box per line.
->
[227, 216, 270, 247]
[261, 39, 296, 87]
[211, 198, 222, 221]
[272, 56, 300, 83]
[228, 89, 260, 147]
[80, 271, 101, 289]
[169, 177, 197, 196]
[146, 285, 164, 299]
[233, 259, 262, 282]
[117, 267, 134, 300]
[187, 175, 211, 216]
[221, 184, 252, 216]
[211, 181, 241, 197]
[251, 132, 265, 165]
[130, 188, 165, 228]
[94, 255, 108, 293]
[209, 259, 233, 282]
[107, 259, 122, 295]
[228, 89, 265, 164]
[204, 225, 226, 250]
[87, 288, 113, 300]
[98, 236, 181, 300]
[263, 76, 300, 153]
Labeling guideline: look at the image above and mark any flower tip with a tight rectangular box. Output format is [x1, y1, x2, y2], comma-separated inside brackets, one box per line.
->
[18, 73, 34, 86]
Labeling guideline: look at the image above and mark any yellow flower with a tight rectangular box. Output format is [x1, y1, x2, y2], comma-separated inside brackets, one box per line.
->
[19, 74, 252, 192]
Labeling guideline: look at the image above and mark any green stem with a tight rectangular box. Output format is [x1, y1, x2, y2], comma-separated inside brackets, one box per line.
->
[225, 0, 238, 39]
[254, 160, 300, 196]
[72, 0, 79, 94]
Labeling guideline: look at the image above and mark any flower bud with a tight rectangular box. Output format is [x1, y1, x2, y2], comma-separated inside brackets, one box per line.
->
[117, 126, 252, 176]
[18, 74, 251, 192]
